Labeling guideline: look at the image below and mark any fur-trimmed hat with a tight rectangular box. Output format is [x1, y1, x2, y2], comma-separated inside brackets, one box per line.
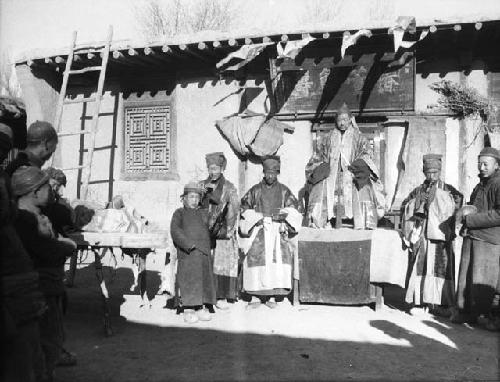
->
[262, 155, 280, 172]
[181, 181, 203, 196]
[205, 152, 226, 168]
[478, 147, 500, 162]
[423, 153, 442, 171]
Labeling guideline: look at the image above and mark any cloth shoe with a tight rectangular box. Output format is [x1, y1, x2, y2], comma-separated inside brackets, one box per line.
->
[246, 301, 262, 310]
[216, 300, 230, 310]
[197, 308, 212, 321]
[265, 299, 278, 309]
[183, 310, 199, 324]
[429, 305, 451, 318]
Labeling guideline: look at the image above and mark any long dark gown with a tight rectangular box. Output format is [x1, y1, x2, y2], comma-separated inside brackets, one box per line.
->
[170, 207, 216, 307]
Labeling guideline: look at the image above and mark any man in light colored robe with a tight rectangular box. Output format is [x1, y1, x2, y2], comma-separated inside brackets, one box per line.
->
[401, 154, 462, 316]
[305, 103, 384, 229]
[239, 156, 302, 309]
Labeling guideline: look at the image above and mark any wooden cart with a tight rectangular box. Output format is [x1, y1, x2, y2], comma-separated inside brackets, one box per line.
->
[67, 231, 169, 336]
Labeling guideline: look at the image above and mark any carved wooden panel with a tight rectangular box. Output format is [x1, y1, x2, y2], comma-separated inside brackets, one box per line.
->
[124, 104, 171, 177]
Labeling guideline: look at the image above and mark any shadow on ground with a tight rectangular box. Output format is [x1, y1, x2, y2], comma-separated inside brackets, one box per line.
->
[56, 264, 499, 382]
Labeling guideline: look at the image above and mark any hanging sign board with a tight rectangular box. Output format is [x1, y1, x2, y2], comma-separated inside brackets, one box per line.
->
[270, 52, 415, 116]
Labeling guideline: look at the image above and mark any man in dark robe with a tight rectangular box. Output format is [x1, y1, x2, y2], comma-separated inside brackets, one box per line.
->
[171, 181, 216, 323]
[200, 152, 240, 309]
[6, 121, 77, 365]
[456, 147, 500, 329]
[240, 156, 302, 309]
[1, 123, 47, 382]
[11, 166, 76, 381]
[401, 154, 462, 316]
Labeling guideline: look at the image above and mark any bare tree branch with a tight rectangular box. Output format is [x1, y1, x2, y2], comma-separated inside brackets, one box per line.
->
[135, 0, 234, 40]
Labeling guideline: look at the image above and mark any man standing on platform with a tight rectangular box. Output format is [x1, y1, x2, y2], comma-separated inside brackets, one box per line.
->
[401, 154, 462, 316]
[456, 147, 500, 330]
[200, 152, 240, 310]
[305, 103, 384, 229]
[239, 155, 302, 309]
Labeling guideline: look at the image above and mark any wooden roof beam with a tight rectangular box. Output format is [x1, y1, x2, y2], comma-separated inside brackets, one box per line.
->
[161, 45, 189, 60]
[110, 50, 151, 68]
[179, 44, 213, 63]
[144, 46, 176, 65]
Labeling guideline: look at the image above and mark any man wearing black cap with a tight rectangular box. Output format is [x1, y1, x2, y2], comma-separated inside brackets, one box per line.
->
[200, 152, 240, 310]
[239, 155, 302, 309]
[401, 154, 463, 317]
[456, 147, 500, 330]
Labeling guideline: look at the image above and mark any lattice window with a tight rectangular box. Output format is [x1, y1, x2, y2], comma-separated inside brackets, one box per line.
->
[122, 100, 178, 180]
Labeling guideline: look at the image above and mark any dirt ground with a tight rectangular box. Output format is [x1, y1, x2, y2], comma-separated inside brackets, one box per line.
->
[55, 251, 499, 382]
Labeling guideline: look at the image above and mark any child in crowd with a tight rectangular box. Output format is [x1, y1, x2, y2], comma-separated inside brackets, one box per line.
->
[170, 181, 216, 323]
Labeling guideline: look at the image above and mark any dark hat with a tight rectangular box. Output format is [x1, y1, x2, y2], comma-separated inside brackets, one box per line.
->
[205, 152, 227, 168]
[262, 155, 280, 172]
[181, 181, 203, 196]
[11, 166, 50, 196]
[45, 167, 67, 187]
[478, 147, 500, 161]
[27, 121, 58, 145]
[423, 154, 442, 171]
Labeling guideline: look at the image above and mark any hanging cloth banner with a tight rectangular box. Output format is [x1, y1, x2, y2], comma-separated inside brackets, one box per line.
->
[216, 43, 272, 72]
[277, 36, 315, 60]
[341, 29, 373, 58]
[389, 16, 429, 52]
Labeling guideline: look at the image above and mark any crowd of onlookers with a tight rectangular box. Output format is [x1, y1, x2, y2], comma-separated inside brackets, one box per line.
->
[1, 120, 80, 382]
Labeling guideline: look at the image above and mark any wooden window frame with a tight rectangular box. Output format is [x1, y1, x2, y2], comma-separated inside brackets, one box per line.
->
[121, 96, 179, 181]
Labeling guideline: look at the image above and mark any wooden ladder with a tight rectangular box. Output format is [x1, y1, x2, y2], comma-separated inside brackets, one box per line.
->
[52, 26, 113, 200]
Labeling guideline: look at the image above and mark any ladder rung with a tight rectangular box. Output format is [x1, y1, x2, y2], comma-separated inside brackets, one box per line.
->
[61, 165, 87, 171]
[58, 129, 92, 137]
[64, 96, 97, 104]
[68, 66, 103, 75]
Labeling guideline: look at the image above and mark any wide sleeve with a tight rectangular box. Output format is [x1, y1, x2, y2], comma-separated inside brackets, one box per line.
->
[400, 186, 421, 216]
[466, 184, 500, 229]
[14, 211, 72, 267]
[445, 184, 463, 210]
[240, 186, 257, 212]
[283, 186, 299, 209]
[170, 209, 194, 252]
[225, 184, 240, 233]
